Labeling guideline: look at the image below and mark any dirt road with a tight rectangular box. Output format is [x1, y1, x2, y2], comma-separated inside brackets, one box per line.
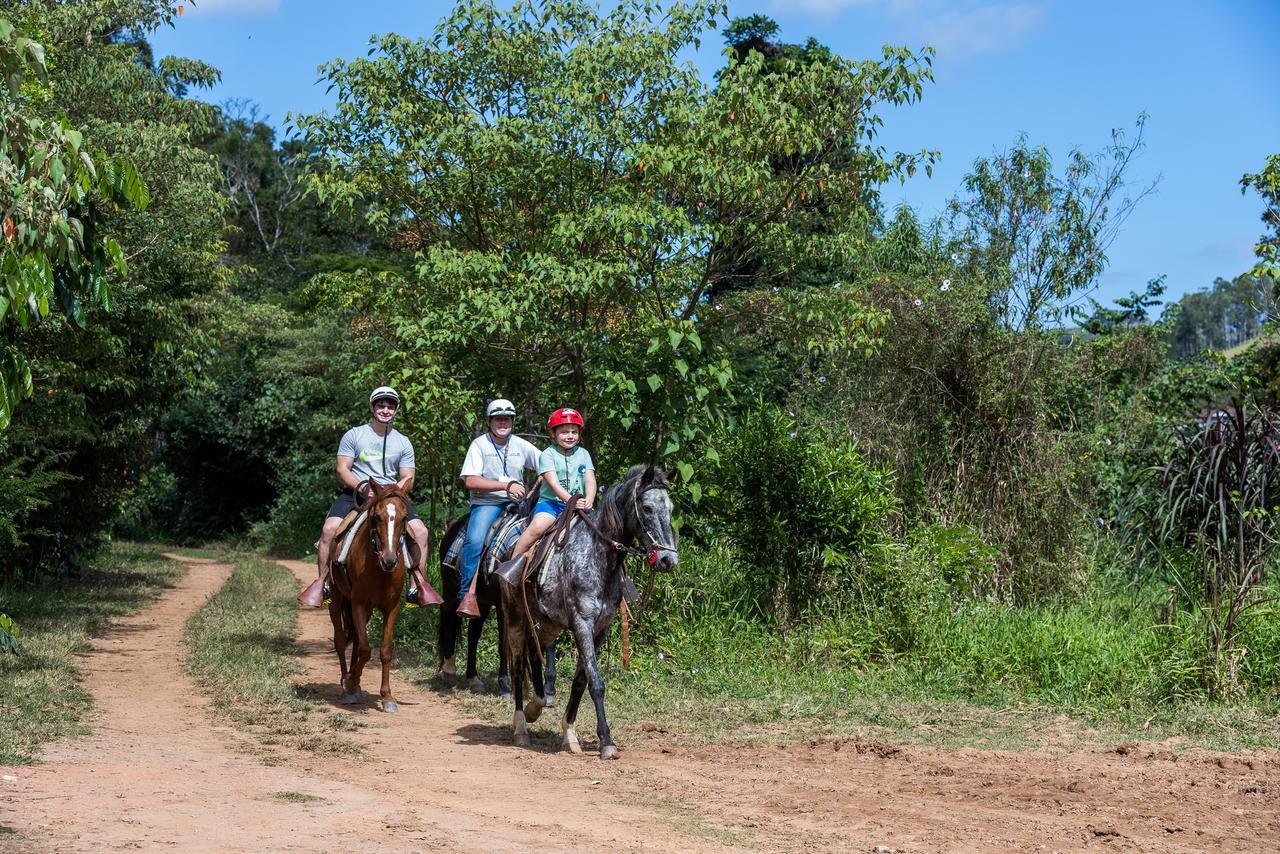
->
[3, 555, 1278, 852]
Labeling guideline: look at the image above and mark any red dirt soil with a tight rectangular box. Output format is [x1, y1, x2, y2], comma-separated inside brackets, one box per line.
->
[2, 555, 1278, 852]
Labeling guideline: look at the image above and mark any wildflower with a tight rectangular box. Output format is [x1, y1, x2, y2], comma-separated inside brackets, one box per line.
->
[657, 652, 666, 661]
[788, 411, 796, 418]
[940, 279, 951, 291]
[714, 303, 722, 311]
[818, 376, 827, 383]
[789, 432, 798, 439]
[1022, 169, 1030, 179]
[691, 668, 699, 675]
[598, 485, 605, 493]
[951, 252, 960, 262]
[833, 282, 841, 289]
[913, 298, 922, 307]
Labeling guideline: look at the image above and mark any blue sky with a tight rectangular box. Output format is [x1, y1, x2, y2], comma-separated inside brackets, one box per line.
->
[151, 0, 1279, 306]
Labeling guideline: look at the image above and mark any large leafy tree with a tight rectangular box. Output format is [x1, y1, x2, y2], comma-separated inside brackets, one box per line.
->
[297, 0, 933, 495]
[0, 0, 226, 571]
[0, 15, 147, 428]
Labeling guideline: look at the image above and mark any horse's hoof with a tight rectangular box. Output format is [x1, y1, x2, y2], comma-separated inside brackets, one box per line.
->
[439, 658, 457, 684]
[600, 744, 620, 761]
[342, 690, 363, 705]
[381, 700, 399, 713]
[525, 696, 544, 723]
[513, 710, 530, 748]
[544, 691, 556, 708]
[561, 722, 582, 755]
[468, 675, 485, 694]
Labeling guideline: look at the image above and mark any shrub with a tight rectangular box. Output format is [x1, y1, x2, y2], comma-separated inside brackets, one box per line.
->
[713, 407, 897, 627]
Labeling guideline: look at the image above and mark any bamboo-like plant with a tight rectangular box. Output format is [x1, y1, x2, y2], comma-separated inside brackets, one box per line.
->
[1125, 397, 1280, 698]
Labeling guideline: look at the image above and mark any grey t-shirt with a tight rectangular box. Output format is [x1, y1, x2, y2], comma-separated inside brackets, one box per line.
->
[337, 424, 415, 487]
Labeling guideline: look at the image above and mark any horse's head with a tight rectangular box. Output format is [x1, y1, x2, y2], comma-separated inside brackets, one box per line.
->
[633, 465, 679, 572]
[368, 480, 410, 572]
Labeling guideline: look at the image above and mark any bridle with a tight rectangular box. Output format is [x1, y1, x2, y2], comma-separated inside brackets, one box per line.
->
[366, 489, 408, 573]
[575, 477, 677, 569]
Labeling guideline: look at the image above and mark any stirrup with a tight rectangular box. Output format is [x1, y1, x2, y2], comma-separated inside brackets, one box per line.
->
[494, 553, 527, 588]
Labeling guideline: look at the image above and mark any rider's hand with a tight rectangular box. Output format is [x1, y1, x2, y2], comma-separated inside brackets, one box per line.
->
[506, 481, 526, 500]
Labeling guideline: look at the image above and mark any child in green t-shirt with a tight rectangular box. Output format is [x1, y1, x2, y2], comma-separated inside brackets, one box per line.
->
[496, 407, 596, 586]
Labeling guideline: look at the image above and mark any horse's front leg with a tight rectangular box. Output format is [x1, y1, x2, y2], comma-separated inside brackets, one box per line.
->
[465, 604, 487, 693]
[378, 597, 402, 713]
[329, 595, 350, 687]
[502, 616, 530, 747]
[438, 598, 458, 683]
[497, 605, 512, 701]
[559, 661, 587, 754]
[543, 639, 558, 705]
[571, 618, 617, 760]
[344, 602, 372, 705]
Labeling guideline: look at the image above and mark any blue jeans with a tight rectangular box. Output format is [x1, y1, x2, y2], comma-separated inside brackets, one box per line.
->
[459, 503, 504, 600]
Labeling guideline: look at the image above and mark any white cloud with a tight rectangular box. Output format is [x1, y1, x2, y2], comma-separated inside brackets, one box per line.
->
[912, 4, 1046, 57]
[184, 0, 281, 16]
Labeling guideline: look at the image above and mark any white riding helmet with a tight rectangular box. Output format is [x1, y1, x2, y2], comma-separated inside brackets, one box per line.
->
[486, 398, 517, 418]
[369, 386, 401, 407]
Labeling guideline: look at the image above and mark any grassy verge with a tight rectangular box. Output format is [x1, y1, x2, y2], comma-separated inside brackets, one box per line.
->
[0, 542, 185, 765]
[182, 553, 360, 756]
[393, 545, 1280, 755]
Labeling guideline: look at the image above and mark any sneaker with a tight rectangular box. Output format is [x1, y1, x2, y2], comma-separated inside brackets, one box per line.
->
[405, 586, 422, 608]
[321, 583, 332, 606]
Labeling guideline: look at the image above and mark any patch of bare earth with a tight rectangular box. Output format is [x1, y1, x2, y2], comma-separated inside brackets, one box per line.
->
[3, 554, 1278, 852]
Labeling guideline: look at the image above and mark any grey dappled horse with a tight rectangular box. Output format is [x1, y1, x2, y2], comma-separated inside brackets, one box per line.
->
[500, 465, 678, 759]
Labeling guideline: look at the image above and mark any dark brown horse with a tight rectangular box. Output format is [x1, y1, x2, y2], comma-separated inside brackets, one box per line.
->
[328, 479, 413, 712]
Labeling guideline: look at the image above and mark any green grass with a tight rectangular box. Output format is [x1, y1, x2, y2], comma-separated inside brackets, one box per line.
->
[394, 545, 1280, 754]
[0, 542, 185, 765]
[182, 553, 361, 756]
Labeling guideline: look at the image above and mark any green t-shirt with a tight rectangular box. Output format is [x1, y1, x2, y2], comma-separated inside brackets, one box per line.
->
[538, 445, 594, 502]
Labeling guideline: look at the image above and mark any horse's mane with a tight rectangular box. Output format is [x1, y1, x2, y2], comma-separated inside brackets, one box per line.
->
[597, 465, 667, 536]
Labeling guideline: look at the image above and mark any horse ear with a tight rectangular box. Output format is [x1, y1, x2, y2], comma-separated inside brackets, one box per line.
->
[641, 465, 655, 485]
[395, 476, 411, 493]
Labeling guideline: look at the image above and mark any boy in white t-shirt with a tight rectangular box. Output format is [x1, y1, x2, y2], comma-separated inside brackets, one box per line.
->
[455, 398, 541, 616]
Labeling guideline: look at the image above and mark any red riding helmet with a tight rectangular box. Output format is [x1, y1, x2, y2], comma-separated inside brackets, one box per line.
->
[547, 407, 585, 432]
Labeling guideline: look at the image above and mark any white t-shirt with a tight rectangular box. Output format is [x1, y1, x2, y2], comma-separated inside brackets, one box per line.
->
[459, 433, 540, 505]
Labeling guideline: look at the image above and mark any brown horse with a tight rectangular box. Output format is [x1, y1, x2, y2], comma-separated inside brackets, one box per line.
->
[328, 479, 413, 712]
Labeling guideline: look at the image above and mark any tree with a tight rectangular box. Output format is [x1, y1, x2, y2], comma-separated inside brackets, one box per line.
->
[947, 118, 1156, 332]
[1241, 154, 1279, 280]
[0, 16, 147, 429]
[0, 1, 226, 572]
[1077, 276, 1166, 336]
[296, 0, 933, 495]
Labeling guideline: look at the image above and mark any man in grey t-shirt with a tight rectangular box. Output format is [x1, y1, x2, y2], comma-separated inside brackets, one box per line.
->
[303, 386, 441, 607]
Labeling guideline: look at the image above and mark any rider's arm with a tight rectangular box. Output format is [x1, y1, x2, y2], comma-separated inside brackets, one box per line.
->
[336, 455, 360, 491]
[543, 470, 572, 503]
[463, 474, 518, 492]
[581, 469, 597, 509]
